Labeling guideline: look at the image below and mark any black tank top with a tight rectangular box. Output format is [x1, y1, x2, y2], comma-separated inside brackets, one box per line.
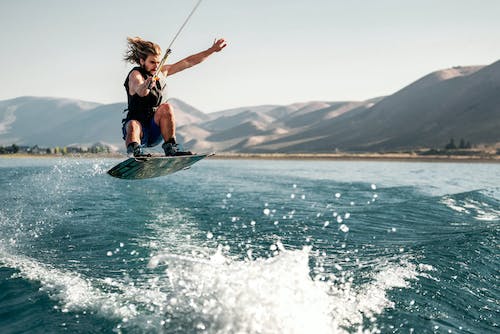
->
[124, 66, 163, 123]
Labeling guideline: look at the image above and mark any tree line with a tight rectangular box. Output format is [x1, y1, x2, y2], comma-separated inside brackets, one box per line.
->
[444, 138, 472, 150]
[0, 144, 114, 155]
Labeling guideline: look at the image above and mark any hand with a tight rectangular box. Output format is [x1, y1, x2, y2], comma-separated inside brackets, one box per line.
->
[211, 38, 227, 52]
[144, 76, 154, 90]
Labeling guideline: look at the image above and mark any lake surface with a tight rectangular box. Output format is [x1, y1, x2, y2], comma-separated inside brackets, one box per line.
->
[0, 158, 499, 333]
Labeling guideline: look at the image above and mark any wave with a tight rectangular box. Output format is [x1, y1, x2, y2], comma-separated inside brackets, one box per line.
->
[0, 246, 175, 318]
[0, 241, 435, 334]
[147, 245, 431, 334]
[3, 159, 496, 333]
[441, 190, 500, 222]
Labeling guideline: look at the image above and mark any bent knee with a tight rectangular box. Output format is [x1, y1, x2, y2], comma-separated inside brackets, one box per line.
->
[157, 103, 174, 117]
[127, 120, 142, 131]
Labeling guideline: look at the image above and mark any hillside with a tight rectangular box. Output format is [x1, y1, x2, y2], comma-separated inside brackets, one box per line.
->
[1, 60, 499, 153]
[0, 97, 204, 149]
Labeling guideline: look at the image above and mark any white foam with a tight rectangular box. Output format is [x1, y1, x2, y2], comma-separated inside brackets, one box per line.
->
[0, 239, 428, 334]
[135, 208, 208, 257]
[441, 196, 499, 221]
[149, 247, 425, 334]
[462, 199, 500, 221]
[0, 249, 142, 320]
[441, 197, 470, 213]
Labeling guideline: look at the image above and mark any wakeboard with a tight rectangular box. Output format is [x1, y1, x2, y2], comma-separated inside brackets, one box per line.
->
[107, 152, 214, 180]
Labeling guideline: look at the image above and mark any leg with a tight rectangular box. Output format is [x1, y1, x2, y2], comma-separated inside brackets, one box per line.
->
[125, 120, 143, 147]
[154, 103, 176, 142]
[124, 120, 145, 156]
[155, 103, 193, 156]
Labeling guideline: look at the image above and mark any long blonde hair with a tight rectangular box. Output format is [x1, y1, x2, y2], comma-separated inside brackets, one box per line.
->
[123, 37, 161, 65]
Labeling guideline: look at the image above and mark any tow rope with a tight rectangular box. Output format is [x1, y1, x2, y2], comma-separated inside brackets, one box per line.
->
[153, 0, 204, 80]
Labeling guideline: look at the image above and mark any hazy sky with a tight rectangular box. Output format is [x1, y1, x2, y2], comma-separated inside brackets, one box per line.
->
[1, 0, 499, 112]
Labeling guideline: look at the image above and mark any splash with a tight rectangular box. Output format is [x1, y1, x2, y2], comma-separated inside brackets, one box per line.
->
[0, 246, 173, 329]
[148, 245, 427, 334]
[0, 238, 430, 334]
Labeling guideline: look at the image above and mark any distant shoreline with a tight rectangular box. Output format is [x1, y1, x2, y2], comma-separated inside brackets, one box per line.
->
[1, 152, 499, 163]
[211, 153, 500, 163]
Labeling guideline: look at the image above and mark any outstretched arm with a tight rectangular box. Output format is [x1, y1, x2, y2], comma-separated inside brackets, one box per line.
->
[161, 38, 227, 76]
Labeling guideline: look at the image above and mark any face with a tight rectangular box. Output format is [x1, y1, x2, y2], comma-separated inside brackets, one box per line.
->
[140, 54, 161, 74]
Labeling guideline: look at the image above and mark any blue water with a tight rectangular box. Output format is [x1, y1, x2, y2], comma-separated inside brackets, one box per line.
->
[0, 158, 499, 333]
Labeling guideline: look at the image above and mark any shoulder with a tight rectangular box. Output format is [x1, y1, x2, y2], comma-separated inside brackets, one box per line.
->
[128, 69, 145, 82]
[128, 66, 147, 77]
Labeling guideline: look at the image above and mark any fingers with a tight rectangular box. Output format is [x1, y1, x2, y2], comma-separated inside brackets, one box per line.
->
[145, 76, 154, 89]
[213, 38, 227, 51]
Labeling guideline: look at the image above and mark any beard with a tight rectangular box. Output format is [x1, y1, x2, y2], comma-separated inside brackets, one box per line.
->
[142, 65, 154, 75]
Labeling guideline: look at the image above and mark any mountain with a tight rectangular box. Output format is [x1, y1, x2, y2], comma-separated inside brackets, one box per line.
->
[207, 105, 279, 120]
[0, 96, 101, 146]
[1, 60, 499, 152]
[260, 62, 499, 152]
[244, 62, 500, 153]
[168, 99, 209, 125]
[0, 97, 204, 149]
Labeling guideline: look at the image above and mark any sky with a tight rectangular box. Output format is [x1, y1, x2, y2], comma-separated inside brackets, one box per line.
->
[0, 0, 499, 112]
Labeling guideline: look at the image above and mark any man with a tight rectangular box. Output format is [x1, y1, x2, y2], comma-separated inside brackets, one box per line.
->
[122, 37, 227, 156]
